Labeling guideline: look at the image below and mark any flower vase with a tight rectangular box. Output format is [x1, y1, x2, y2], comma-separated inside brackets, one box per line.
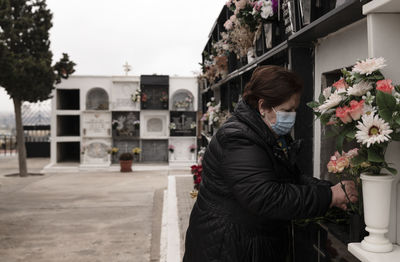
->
[360, 173, 394, 253]
[169, 151, 175, 161]
[247, 47, 256, 64]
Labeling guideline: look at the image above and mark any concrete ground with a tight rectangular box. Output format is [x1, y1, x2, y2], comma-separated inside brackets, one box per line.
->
[0, 158, 168, 262]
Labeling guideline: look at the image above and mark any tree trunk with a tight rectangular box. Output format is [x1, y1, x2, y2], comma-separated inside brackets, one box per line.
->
[13, 98, 28, 177]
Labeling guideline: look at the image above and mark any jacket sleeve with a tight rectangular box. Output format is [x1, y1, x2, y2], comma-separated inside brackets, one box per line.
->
[220, 138, 332, 220]
[295, 165, 334, 187]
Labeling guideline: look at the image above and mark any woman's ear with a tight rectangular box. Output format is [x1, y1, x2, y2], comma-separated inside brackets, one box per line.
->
[258, 99, 264, 114]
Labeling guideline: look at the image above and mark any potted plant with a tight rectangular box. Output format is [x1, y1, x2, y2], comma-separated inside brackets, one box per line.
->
[308, 57, 400, 253]
[119, 152, 133, 172]
[132, 147, 141, 162]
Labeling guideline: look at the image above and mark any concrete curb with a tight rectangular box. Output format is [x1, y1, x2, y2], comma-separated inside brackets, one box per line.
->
[166, 175, 181, 262]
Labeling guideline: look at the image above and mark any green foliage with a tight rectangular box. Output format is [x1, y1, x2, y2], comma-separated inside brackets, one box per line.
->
[0, 0, 75, 102]
[376, 90, 396, 123]
[367, 147, 385, 163]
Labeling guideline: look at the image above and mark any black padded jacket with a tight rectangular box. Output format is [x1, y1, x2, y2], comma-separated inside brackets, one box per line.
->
[183, 100, 332, 262]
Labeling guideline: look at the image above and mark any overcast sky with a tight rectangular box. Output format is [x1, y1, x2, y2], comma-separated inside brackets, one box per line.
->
[0, 0, 226, 112]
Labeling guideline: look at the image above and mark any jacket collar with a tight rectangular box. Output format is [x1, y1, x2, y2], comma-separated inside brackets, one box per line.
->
[233, 100, 302, 166]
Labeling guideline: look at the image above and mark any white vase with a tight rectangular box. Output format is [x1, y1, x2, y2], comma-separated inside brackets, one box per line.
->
[247, 47, 256, 63]
[191, 152, 195, 161]
[360, 173, 395, 253]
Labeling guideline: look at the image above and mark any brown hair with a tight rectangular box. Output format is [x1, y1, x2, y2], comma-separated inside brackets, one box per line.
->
[243, 65, 303, 110]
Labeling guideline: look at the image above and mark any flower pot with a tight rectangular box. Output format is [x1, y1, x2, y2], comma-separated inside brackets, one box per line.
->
[120, 160, 132, 172]
[360, 173, 394, 253]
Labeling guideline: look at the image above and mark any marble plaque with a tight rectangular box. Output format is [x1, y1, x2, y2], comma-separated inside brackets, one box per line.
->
[140, 111, 169, 138]
[82, 112, 111, 137]
[169, 137, 196, 161]
[169, 111, 196, 137]
[142, 140, 168, 162]
[111, 82, 140, 111]
[112, 112, 140, 138]
[82, 138, 111, 165]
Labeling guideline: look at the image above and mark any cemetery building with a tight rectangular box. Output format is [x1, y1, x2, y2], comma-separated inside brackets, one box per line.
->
[44, 74, 199, 172]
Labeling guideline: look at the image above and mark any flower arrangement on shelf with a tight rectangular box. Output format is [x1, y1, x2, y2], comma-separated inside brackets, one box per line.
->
[308, 57, 400, 178]
[134, 120, 140, 128]
[223, 0, 279, 58]
[168, 144, 175, 153]
[169, 122, 176, 130]
[310, 58, 400, 251]
[108, 147, 119, 155]
[141, 93, 148, 102]
[174, 94, 194, 109]
[201, 97, 230, 131]
[131, 88, 141, 103]
[160, 91, 168, 103]
[190, 164, 203, 198]
[190, 121, 197, 129]
[189, 144, 197, 153]
[132, 147, 141, 155]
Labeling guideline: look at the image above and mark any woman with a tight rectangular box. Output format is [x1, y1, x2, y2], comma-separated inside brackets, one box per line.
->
[183, 65, 357, 261]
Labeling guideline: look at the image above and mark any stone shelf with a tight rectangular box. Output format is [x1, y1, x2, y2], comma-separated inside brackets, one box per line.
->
[348, 243, 400, 262]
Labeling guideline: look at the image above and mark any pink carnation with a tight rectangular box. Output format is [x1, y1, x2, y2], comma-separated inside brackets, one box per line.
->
[348, 100, 364, 120]
[376, 79, 394, 94]
[336, 106, 352, 124]
[333, 78, 348, 90]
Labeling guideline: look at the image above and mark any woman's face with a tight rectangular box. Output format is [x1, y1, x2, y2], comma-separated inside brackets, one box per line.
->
[258, 92, 301, 128]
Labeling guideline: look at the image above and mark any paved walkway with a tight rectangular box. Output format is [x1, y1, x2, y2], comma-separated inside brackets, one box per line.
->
[0, 158, 167, 262]
[175, 176, 196, 259]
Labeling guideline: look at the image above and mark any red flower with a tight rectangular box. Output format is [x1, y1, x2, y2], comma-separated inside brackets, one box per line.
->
[348, 100, 364, 120]
[335, 106, 352, 123]
[332, 78, 348, 90]
[376, 79, 394, 94]
[194, 176, 202, 185]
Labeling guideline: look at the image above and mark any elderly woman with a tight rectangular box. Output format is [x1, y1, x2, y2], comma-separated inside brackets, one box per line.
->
[183, 66, 358, 261]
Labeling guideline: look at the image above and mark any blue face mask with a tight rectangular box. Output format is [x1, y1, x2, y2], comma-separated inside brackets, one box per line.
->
[268, 107, 297, 136]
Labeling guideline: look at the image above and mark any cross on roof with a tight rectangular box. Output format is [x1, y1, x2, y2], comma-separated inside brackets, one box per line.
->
[123, 62, 132, 76]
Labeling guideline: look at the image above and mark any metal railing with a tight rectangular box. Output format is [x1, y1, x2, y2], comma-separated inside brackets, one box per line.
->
[0, 135, 17, 156]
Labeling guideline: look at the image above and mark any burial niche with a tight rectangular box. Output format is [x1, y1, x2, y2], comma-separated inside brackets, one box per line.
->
[86, 87, 109, 110]
[172, 90, 194, 111]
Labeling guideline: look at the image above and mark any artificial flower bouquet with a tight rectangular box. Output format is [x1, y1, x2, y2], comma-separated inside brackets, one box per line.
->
[160, 91, 168, 103]
[308, 57, 400, 179]
[131, 89, 141, 103]
[132, 147, 141, 155]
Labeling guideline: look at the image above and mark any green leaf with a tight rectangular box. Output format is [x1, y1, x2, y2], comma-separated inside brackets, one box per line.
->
[318, 93, 326, 104]
[391, 132, 400, 141]
[376, 90, 396, 111]
[336, 134, 345, 154]
[385, 166, 397, 175]
[379, 109, 393, 123]
[351, 154, 367, 166]
[367, 148, 384, 163]
[320, 113, 332, 125]
[346, 130, 356, 139]
[307, 101, 319, 109]
[395, 115, 400, 126]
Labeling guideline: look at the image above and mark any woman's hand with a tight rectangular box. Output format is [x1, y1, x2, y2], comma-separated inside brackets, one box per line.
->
[330, 180, 358, 210]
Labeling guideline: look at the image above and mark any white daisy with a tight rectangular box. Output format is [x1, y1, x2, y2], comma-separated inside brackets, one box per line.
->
[322, 87, 332, 99]
[352, 57, 386, 75]
[317, 91, 343, 113]
[355, 113, 393, 148]
[362, 104, 377, 116]
[347, 81, 373, 97]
